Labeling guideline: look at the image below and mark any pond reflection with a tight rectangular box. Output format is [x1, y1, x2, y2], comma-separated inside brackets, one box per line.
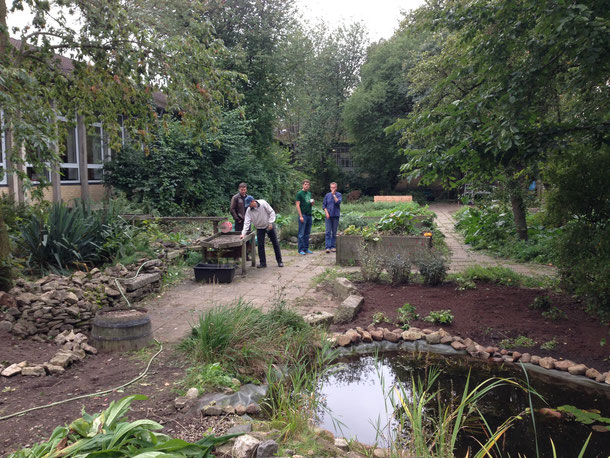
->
[316, 352, 610, 457]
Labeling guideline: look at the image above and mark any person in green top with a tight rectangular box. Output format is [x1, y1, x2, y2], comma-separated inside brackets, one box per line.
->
[295, 179, 314, 255]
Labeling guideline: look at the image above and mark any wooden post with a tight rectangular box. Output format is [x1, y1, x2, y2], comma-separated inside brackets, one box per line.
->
[77, 114, 89, 201]
[241, 240, 247, 275]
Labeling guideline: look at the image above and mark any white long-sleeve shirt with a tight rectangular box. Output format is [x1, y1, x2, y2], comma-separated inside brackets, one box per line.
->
[241, 199, 276, 235]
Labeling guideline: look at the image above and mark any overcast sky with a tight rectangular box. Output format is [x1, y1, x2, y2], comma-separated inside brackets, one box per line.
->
[297, 0, 425, 42]
[8, 0, 426, 43]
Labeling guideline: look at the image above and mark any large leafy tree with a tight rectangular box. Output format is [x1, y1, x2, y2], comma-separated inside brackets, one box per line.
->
[201, 0, 300, 156]
[285, 22, 368, 187]
[343, 27, 432, 193]
[392, 0, 610, 239]
[0, 0, 239, 287]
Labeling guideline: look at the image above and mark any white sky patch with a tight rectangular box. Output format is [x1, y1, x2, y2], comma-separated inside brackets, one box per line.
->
[296, 0, 425, 41]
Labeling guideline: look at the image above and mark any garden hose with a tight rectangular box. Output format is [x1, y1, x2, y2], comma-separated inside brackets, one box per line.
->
[0, 340, 163, 422]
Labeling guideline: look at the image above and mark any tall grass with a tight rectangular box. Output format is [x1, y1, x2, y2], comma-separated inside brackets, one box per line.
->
[374, 365, 529, 457]
[179, 298, 318, 379]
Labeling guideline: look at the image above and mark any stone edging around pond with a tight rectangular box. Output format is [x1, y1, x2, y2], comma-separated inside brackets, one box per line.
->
[307, 277, 610, 389]
[0, 330, 97, 378]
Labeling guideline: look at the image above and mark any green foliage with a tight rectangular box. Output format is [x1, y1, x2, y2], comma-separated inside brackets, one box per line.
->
[183, 363, 238, 393]
[372, 311, 390, 325]
[179, 299, 317, 379]
[18, 203, 102, 274]
[105, 117, 301, 216]
[376, 210, 419, 235]
[554, 219, 610, 317]
[499, 336, 536, 349]
[529, 296, 551, 311]
[542, 307, 567, 321]
[454, 205, 558, 264]
[385, 254, 412, 286]
[454, 276, 476, 291]
[396, 303, 419, 325]
[391, 367, 523, 458]
[337, 213, 371, 231]
[557, 405, 610, 431]
[359, 242, 384, 283]
[540, 338, 558, 351]
[423, 309, 454, 325]
[9, 395, 236, 457]
[414, 249, 448, 286]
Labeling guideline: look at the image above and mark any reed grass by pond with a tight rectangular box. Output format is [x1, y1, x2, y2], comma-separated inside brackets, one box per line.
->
[317, 352, 609, 457]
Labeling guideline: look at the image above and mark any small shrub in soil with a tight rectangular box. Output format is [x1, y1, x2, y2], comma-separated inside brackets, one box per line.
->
[529, 295, 551, 311]
[386, 254, 412, 286]
[423, 309, 454, 325]
[359, 242, 384, 283]
[542, 306, 567, 321]
[396, 303, 419, 326]
[372, 311, 390, 325]
[414, 249, 448, 286]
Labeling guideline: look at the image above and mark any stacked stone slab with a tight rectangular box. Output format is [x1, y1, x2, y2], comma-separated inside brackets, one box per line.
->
[1, 330, 97, 377]
[0, 258, 167, 339]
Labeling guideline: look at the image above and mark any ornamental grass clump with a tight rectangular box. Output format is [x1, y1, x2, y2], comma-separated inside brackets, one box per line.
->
[179, 298, 318, 379]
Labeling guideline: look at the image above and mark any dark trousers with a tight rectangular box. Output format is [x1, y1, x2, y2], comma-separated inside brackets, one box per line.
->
[257, 225, 282, 266]
[234, 221, 244, 232]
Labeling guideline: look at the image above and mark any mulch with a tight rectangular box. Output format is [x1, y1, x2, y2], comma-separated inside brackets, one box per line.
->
[331, 281, 610, 373]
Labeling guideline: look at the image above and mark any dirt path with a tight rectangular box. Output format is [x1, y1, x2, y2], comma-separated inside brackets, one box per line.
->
[143, 248, 340, 344]
[429, 203, 557, 276]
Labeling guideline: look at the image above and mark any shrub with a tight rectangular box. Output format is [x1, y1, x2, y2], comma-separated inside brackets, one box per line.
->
[359, 242, 384, 283]
[372, 311, 390, 325]
[455, 276, 476, 291]
[396, 303, 419, 325]
[423, 309, 454, 324]
[554, 219, 610, 317]
[414, 249, 448, 286]
[385, 254, 411, 286]
[542, 306, 567, 321]
[529, 295, 551, 311]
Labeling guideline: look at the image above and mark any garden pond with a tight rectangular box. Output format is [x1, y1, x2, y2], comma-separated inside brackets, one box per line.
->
[317, 351, 610, 457]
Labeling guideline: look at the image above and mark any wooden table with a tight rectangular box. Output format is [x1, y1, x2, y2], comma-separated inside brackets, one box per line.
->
[199, 232, 256, 275]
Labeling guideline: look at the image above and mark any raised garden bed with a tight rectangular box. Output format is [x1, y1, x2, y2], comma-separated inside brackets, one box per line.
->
[336, 234, 431, 265]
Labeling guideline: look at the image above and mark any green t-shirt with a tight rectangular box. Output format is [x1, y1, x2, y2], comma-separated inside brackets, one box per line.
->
[296, 190, 312, 215]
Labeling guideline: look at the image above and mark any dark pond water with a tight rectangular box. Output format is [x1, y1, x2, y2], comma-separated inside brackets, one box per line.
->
[316, 352, 610, 457]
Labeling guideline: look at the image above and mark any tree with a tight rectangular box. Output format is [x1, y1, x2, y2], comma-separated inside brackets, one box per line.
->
[0, 0, 239, 287]
[391, 0, 610, 240]
[284, 21, 368, 187]
[201, 0, 300, 156]
[343, 28, 431, 193]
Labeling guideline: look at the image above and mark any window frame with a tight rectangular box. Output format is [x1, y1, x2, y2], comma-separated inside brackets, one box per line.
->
[86, 121, 105, 183]
[57, 115, 80, 184]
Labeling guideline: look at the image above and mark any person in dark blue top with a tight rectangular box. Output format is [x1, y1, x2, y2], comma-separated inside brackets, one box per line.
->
[322, 182, 342, 253]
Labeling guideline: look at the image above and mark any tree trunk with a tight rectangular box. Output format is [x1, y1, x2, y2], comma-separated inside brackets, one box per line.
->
[508, 179, 528, 241]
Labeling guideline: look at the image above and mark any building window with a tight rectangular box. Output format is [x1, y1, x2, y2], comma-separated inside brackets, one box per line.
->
[87, 123, 105, 182]
[58, 118, 79, 183]
[0, 110, 6, 185]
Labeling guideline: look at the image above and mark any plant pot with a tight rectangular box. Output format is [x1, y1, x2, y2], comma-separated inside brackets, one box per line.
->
[193, 263, 236, 283]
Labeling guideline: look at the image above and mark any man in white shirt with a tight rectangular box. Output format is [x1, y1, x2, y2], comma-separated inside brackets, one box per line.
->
[240, 196, 283, 268]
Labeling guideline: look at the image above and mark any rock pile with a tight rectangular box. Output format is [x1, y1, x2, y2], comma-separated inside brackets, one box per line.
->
[1, 330, 96, 377]
[331, 325, 610, 385]
[0, 259, 166, 339]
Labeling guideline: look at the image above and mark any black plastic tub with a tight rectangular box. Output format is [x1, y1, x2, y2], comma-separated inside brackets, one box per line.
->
[193, 263, 236, 283]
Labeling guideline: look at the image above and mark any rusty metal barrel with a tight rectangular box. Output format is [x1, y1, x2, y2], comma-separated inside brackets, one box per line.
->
[90, 308, 152, 352]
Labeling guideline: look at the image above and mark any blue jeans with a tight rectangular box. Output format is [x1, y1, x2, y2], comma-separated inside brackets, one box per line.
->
[297, 214, 312, 252]
[325, 216, 339, 249]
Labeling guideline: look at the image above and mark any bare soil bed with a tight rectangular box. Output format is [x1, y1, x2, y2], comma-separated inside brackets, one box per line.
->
[332, 282, 610, 373]
[0, 334, 235, 456]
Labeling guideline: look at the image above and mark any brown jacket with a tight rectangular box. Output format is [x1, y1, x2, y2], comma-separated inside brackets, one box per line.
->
[230, 193, 246, 223]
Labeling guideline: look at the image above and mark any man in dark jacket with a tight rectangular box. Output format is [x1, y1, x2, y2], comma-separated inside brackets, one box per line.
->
[230, 182, 248, 232]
